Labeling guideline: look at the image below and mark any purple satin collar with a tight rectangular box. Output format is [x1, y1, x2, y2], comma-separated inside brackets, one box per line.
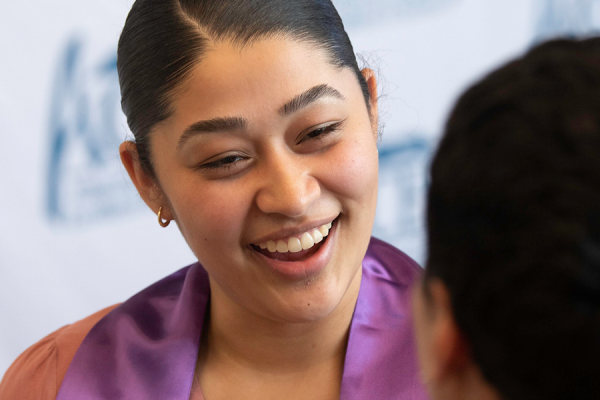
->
[341, 238, 428, 400]
[57, 237, 428, 400]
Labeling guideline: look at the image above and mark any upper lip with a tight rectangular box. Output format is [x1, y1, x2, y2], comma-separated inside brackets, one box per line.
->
[249, 215, 338, 245]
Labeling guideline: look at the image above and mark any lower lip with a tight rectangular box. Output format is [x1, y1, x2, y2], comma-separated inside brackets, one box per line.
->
[250, 222, 338, 280]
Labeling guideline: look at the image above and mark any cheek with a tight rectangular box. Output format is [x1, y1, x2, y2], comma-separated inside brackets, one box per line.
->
[169, 180, 250, 259]
[322, 133, 379, 204]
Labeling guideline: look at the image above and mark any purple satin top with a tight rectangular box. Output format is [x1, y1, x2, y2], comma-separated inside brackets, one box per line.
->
[56, 237, 428, 399]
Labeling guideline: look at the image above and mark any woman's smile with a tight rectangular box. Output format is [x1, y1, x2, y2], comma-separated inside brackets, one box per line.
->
[248, 216, 339, 279]
[250, 216, 336, 254]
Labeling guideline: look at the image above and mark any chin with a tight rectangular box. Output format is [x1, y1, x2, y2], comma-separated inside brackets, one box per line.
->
[269, 267, 360, 324]
[276, 298, 341, 323]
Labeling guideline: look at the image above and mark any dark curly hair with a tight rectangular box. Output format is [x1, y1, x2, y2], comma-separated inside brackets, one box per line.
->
[426, 37, 600, 400]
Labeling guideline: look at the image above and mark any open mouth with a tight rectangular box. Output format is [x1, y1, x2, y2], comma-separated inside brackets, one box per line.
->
[250, 218, 337, 262]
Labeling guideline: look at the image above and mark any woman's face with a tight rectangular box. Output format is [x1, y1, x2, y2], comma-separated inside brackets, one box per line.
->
[144, 38, 379, 323]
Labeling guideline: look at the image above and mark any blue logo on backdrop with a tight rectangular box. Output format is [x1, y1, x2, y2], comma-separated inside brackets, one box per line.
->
[333, 0, 461, 28]
[47, 38, 141, 223]
[373, 136, 433, 264]
[534, 0, 600, 42]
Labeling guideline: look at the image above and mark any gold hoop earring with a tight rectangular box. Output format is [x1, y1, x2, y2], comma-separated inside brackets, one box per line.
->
[157, 206, 170, 228]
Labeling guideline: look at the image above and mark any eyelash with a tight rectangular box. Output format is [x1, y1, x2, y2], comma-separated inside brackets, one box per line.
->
[298, 121, 344, 144]
[200, 155, 246, 170]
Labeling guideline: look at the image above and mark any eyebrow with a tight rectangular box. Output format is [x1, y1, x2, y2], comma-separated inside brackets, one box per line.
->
[177, 84, 345, 149]
[177, 117, 247, 149]
[278, 84, 345, 116]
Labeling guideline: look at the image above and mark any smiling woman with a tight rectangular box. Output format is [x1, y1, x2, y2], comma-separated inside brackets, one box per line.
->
[0, 1, 428, 400]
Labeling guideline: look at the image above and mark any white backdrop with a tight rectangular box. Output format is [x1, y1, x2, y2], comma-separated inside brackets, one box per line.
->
[2, 0, 599, 377]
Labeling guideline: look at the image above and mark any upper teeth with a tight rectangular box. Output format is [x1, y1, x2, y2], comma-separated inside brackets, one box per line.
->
[257, 222, 332, 253]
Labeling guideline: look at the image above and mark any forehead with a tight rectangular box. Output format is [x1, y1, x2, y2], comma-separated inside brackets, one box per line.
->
[167, 37, 355, 121]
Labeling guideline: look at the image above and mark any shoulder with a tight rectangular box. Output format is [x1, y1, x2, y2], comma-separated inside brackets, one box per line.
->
[0, 264, 204, 400]
[0, 305, 118, 400]
[364, 236, 424, 286]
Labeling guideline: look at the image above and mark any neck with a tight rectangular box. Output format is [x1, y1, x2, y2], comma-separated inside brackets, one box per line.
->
[200, 267, 362, 374]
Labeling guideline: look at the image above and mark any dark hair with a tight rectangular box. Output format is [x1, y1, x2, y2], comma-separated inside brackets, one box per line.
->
[426, 38, 600, 400]
[117, 0, 370, 177]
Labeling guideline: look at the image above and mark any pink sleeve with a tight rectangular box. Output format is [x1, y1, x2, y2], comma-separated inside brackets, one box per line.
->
[0, 305, 119, 400]
[0, 326, 67, 400]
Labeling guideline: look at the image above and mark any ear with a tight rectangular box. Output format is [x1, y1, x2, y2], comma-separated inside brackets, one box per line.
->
[119, 141, 173, 221]
[360, 68, 378, 139]
[423, 279, 471, 383]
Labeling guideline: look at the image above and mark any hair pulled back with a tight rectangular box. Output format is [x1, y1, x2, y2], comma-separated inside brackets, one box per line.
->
[117, 0, 369, 177]
[426, 38, 600, 400]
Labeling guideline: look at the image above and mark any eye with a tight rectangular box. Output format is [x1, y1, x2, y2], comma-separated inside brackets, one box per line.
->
[297, 120, 345, 145]
[201, 154, 245, 170]
[195, 153, 252, 180]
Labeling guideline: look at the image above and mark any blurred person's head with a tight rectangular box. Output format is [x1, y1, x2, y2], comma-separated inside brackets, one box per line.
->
[413, 37, 600, 400]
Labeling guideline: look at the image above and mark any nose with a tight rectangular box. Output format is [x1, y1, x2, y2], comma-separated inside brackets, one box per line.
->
[255, 152, 320, 218]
